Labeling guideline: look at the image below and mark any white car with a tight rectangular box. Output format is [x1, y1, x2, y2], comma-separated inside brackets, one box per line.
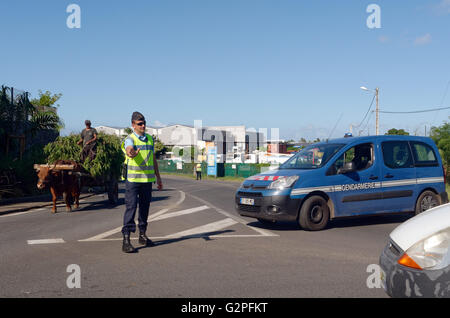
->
[379, 203, 450, 297]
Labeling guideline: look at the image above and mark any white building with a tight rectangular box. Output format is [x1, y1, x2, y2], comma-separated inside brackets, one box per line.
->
[96, 123, 266, 163]
[95, 126, 128, 137]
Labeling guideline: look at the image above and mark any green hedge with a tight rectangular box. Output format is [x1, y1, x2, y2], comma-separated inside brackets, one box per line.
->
[157, 160, 270, 178]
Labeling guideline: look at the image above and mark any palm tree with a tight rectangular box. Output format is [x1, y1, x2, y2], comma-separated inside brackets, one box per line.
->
[29, 110, 64, 136]
[0, 86, 64, 156]
[29, 90, 64, 135]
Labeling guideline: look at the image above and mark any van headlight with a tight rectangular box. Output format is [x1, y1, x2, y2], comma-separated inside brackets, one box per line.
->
[397, 227, 450, 270]
[267, 176, 299, 190]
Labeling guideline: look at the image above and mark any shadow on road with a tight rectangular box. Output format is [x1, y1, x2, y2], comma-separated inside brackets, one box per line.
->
[247, 213, 413, 232]
[151, 196, 170, 202]
[135, 229, 235, 251]
[248, 221, 300, 231]
[118, 187, 176, 194]
[71, 200, 118, 213]
[329, 213, 412, 229]
[67, 195, 171, 213]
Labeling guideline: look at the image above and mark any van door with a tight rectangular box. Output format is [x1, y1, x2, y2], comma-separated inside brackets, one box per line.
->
[326, 142, 384, 217]
[409, 141, 445, 206]
[380, 140, 417, 212]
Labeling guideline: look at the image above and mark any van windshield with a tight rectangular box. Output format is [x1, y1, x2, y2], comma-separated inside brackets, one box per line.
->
[279, 143, 344, 169]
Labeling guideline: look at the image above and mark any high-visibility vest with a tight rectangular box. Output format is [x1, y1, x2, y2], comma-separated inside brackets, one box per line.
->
[196, 163, 202, 172]
[121, 133, 156, 183]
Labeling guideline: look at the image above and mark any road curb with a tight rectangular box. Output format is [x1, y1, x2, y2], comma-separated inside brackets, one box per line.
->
[0, 193, 98, 216]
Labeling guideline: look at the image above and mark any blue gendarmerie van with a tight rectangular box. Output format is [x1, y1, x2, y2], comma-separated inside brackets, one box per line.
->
[235, 135, 448, 231]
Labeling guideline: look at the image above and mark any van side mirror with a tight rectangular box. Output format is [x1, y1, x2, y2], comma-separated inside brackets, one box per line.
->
[338, 161, 356, 174]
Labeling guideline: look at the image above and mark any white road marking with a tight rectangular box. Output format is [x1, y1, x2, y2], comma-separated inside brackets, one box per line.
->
[78, 205, 206, 242]
[0, 208, 46, 218]
[163, 218, 238, 239]
[89, 234, 273, 241]
[78, 226, 123, 242]
[78, 187, 278, 243]
[186, 193, 278, 237]
[27, 238, 65, 245]
[151, 205, 209, 222]
[79, 190, 186, 242]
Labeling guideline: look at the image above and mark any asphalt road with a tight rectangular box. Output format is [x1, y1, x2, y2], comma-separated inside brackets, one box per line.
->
[0, 175, 411, 298]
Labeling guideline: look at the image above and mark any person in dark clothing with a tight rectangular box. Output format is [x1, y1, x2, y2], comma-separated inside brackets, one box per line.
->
[195, 163, 202, 180]
[77, 120, 97, 162]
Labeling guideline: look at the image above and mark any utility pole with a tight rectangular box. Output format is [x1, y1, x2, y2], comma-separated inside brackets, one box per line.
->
[375, 87, 379, 135]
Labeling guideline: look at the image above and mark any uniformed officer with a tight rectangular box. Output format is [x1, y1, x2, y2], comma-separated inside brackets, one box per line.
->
[121, 112, 163, 253]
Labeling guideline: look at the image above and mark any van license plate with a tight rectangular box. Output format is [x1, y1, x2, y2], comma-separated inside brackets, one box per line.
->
[240, 198, 254, 205]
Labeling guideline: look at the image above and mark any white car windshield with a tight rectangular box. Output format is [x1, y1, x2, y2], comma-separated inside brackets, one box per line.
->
[279, 143, 344, 169]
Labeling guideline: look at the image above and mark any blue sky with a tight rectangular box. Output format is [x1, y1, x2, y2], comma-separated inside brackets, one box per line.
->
[1, 0, 449, 140]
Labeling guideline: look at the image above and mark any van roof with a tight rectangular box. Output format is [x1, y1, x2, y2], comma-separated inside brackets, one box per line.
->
[315, 135, 434, 146]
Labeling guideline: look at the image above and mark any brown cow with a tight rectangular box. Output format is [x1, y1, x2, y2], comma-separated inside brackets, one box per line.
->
[36, 160, 81, 213]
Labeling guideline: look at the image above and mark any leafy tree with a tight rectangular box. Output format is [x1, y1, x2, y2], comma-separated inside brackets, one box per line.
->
[29, 90, 64, 133]
[0, 87, 65, 196]
[30, 90, 63, 108]
[385, 128, 409, 136]
[430, 122, 450, 168]
[0, 86, 35, 137]
[152, 135, 169, 158]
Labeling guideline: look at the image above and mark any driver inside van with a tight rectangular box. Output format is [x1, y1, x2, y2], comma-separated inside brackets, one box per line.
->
[352, 145, 372, 170]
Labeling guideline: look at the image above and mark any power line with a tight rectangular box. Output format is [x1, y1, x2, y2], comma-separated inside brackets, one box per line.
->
[432, 80, 450, 124]
[439, 80, 450, 106]
[354, 93, 376, 128]
[359, 110, 374, 135]
[378, 106, 450, 114]
[328, 112, 343, 139]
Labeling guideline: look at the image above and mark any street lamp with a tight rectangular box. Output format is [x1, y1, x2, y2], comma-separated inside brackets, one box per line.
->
[360, 86, 380, 135]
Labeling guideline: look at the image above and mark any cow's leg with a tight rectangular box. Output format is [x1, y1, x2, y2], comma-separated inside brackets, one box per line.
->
[64, 191, 72, 212]
[73, 186, 80, 209]
[50, 187, 57, 213]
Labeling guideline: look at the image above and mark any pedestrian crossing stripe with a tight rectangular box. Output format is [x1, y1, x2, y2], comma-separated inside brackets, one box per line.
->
[78, 205, 277, 242]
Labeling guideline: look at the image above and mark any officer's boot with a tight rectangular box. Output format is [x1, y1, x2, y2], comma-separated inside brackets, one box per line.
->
[138, 231, 154, 247]
[122, 234, 136, 253]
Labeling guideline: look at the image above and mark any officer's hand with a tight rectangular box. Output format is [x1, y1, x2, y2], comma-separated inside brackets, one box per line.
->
[126, 147, 140, 158]
[157, 178, 163, 190]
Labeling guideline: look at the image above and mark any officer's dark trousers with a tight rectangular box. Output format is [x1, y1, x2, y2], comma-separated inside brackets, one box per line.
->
[122, 181, 152, 235]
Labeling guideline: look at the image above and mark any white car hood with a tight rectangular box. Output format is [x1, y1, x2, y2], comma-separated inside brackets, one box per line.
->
[390, 203, 450, 251]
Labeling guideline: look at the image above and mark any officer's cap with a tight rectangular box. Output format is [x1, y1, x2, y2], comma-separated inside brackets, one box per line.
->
[131, 112, 146, 123]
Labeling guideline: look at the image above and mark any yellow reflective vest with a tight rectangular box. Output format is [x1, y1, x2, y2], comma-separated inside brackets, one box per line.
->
[121, 133, 156, 183]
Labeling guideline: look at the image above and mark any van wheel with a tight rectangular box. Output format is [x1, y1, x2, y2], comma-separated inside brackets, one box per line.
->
[415, 191, 439, 215]
[298, 195, 330, 231]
